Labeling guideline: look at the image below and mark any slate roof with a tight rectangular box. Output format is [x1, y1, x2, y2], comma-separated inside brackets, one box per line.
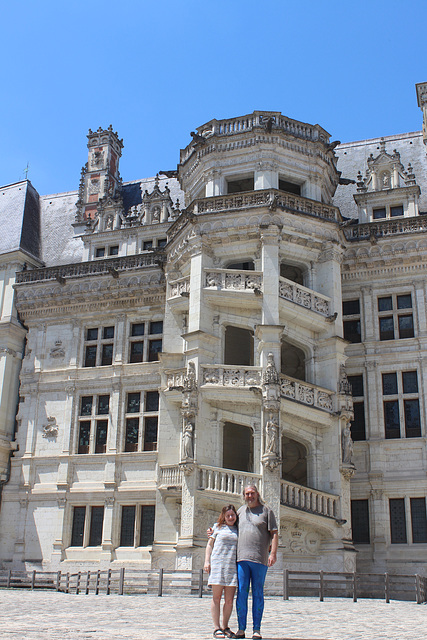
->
[0, 180, 41, 260]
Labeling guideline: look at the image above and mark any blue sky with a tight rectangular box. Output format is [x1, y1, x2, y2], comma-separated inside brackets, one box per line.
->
[2, 0, 427, 195]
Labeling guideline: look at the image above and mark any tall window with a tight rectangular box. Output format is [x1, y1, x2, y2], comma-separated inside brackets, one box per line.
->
[78, 395, 110, 454]
[348, 375, 366, 441]
[120, 505, 155, 547]
[351, 499, 370, 544]
[389, 498, 407, 543]
[382, 371, 421, 439]
[343, 299, 361, 343]
[389, 497, 427, 544]
[410, 498, 427, 543]
[70, 506, 104, 547]
[124, 390, 159, 452]
[83, 326, 115, 367]
[378, 294, 414, 341]
[128, 321, 163, 363]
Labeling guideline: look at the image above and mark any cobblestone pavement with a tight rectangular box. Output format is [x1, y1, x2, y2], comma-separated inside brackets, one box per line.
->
[0, 590, 426, 640]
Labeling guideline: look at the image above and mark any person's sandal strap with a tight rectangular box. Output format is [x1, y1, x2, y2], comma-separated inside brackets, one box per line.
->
[213, 630, 226, 638]
[223, 629, 235, 638]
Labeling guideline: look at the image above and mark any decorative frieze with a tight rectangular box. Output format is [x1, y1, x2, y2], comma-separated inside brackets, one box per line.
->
[201, 365, 262, 387]
[343, 215, 427, 241]
[169, 277, 190, 298]
[279, 276, 331, 316]
[205, 269, 262, 292]
[166, 368, 187, 390]
[280, 375, 334, 413]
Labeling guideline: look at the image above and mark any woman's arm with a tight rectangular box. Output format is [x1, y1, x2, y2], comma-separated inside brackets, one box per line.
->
[204, 537, 215, 573]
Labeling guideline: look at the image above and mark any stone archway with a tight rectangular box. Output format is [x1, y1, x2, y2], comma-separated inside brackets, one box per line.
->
[282, 436, 307, 486]
[281, 341, 306, 381]
[223, 422, 253, 472]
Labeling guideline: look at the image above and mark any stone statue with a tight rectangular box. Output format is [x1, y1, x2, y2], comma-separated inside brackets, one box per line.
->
[263, 352, 279, 385]
[265, 418, 279, 456]
[182, 421, 194, 460]
[342, 423, 353, 464]
[183, 361, 197, 392]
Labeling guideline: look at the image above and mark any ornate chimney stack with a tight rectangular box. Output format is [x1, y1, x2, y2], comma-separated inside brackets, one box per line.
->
[416, 82, 427, 146]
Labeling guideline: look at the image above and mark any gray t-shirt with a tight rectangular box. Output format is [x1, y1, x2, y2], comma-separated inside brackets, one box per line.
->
[237, 504, 278, 565]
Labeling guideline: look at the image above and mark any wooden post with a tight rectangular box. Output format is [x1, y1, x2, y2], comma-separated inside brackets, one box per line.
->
[119, 567, 125, 596]
[106, 568, 111, 595]
[6, 569, 11, 589]
[65, 572, 70, 594]
[85, 571, 91, 595]
[95, 570, 100, 595]
[416, 574, 421, 604]
[352, 572, 357, 602]
[319, 570, 324, 602]
[158, 568, 164, 597]
[75, 571, 81, 595]
[31, 570, 36, 590]
[198, 569, 203, 598]
[385, 572, 390, 603]
[283, 569, 289, 600]
[56, 571, 61, 592]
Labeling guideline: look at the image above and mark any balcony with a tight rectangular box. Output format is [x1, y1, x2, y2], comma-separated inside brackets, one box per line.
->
[280, 479, 340, 520]
[203, 268, 263, 309]
[167, 276, 190, 310]
[280, 374, 334, 414]
[343, 215, 427, 242]
[279, 276, 332, 330]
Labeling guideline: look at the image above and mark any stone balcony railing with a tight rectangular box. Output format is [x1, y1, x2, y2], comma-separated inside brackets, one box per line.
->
[280, 479, 340, 520]
[158, 464, 182, 487]
[204, 268, 262, 293]
[168, 276, 190, 298]
[201, 365, 262, 388]
[343, 215, 427, 241]
[280, 374, 334, 413]
[279, 276, 331, 317]
[198, 465, 262, 497]
[165, 368, 187, 390]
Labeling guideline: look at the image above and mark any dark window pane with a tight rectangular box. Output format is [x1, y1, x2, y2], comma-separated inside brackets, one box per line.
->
[146, 391, 159, 412]
[398, 315, 414, 339]
[109, 245, 119, 256]
[342, 300, 360, 316]
[351, 402, 366, 441]
[148, 339, 162, 361]
[410, 498, 427, 543]
[95, 248, 105, 258]
[71, 506, 86, 546]
[404, 399, 421, 438]
[120, 506, 136, 546]
[390, 205, 404, 217]
[397, 294, 412, 309]
[140, 505, 155, 546]
[101, 343, 113, 366]
[125, 418, 139, 452]
[384, 401, 400, 438]
[378, 296, 393, 312]
[348, 375, 363, 398]
[86, 328, 98, 341]
[351, 500, 370, 544]
[78, 422, 90, 454]
[144, 417, 158, 450]
[402, 371, 418, 394]
[143, 240, 153, 250]
[103, 326, 115, 339]
[390, 498, 407, 543]
[373, 207, 386, 219]
[80, 396, 93, 417]
[127, 392, 140, 413]
[382, 373, 398, 395]
[130, 341, 144, 363]
[97, 395, 110, 415]
[344, 320, 361, 343]
[149, 321, 163, 335]
[131, 323, 145, 337]
[88, 506, 104, 546]
[278, 179, 301, 195]
[379, 316, 394, 341]
[95, 420, 108, 453]
[157, 238, 167, 248]
[227, 176, 254, 194]
[84, 345, 97, 367]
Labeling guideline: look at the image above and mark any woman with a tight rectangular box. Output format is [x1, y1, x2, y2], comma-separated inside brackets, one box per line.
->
[204, 504, 238, 638]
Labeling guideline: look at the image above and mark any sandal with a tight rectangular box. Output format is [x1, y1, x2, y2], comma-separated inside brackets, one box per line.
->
[213, 630, 226, 638]
[223, 629, 235, 638]
[252, 632, 262, 639]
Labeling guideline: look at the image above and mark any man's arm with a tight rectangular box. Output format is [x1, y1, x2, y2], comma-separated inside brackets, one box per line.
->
[268, 530, 278, 567]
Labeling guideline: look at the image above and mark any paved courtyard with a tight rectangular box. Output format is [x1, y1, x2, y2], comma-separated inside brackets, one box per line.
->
[0, 590, 426, 640]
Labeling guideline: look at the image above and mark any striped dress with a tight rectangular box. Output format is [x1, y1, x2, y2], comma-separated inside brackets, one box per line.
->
[208, 523, 238, 587]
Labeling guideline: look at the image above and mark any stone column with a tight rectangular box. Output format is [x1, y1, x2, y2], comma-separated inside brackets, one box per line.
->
[51, 495, 67, 566]
[260, 226, 280, 326]
[101, 496, 115, 560]
[175, 469, 198, 569]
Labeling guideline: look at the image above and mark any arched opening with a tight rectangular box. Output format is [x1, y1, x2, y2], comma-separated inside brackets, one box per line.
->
[227, 260, 255, 271]
[282, 436, 307, 486]
[224, 326, 254, 366]
[281, 341, 306, 381]
[280, 263, 304, 286]
[223, 422, 253, 472]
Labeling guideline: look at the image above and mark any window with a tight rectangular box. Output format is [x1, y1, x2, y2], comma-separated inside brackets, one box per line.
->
[78, 395, 110, 453]
[373, 207, 386, 219]
[351, 500, 370, 544]
[227, 176, 254, 194]
[348, 375, 366, 441]
[278, 178, 301, 195]
[128, 321, 163, 363]
[382, 370, 421, 439]
[378, 294, 414, 340]
[124, 390, 159, 452]
[120, 505, 155, 547]
[95, 247, 105, 258]
[143, 240, 153, 251]
[343, 299, 361, 343]
[83, 326, 115, 367]
[410, 498, 427, 543]
[70, 506, 104, 547]
[108, 245, 119, 256]
[157, 238, 167, 248]
[372, 204, 404, 220]
[390, 498, 407, 543]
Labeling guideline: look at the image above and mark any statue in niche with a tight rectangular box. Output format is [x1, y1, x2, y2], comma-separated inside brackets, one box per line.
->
[182, 421, 194, 460]
[183, 361, 196, 392]
[105, 215, 114, 230]
[342, 423, 354, 464]
[263, 352, 279, 385]
[382, 172, 391, 189]
[265, 416, 279, 456]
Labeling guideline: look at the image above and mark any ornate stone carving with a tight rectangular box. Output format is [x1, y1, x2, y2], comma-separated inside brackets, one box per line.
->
[42, 417, 59, 439]
[342, 422, 353, 465]
[263, 353, 279, 385]
[280, 522, 321, 555]
[279, 277, 331, 316]
[181, 420, 194, 461]
[339, 364, 352, 395]
[49, 340, 65, 359]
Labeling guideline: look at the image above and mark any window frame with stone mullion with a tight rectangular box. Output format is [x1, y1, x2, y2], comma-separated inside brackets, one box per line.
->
[77, 394, 110, 454]
[83, 325, 115, 367]
[342, 299, 362, 344]
[128, 321, 163, 364]
[382, 370, 421, 439]
[119, 504, 156, 547]
[70, 505, 105, 548]
[347, 374, 366, 441]
[123, 390, 159, 452]
[378, 293, 415, 341]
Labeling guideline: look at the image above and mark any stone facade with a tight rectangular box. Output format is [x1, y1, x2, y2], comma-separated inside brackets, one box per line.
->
[1, 86, 427, 575]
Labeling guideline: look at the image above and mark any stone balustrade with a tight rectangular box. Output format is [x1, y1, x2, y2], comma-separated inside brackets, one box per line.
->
[279, 276, 331, 316]
[198, 465, 262, 497]
[280, 374, 334, 413]
[280, 479, 340, 519]
[343, 215, 427, 241]
[204, 268, 262, 292]
[168, 277, 190, 298]
[165, 368, 187, 390]
[159, 464, 182, 487]
[201, 364, 262, 388]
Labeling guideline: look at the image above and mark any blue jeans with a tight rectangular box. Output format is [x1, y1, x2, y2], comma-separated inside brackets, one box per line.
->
[236, 560, 268, 631]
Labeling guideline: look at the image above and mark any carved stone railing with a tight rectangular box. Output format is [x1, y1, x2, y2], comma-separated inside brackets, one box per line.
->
[159, 465, 182, 487]
[279, 276, 331, 316]
[280, 374, 334, 413]
[165, 368, 187, 390]
[200, 113, 324, 142]
[343, 215, 427, 241]
[168, 277, 190, 298]
[201, 365, 262, 388]
[280, 479, 340, 519]
[204, 268, 262, 292]
[198, 465, 262, 497]
[15, 252, 164, 285]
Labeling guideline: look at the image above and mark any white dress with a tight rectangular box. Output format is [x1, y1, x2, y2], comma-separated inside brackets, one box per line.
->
[208, 523, 238, 587]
